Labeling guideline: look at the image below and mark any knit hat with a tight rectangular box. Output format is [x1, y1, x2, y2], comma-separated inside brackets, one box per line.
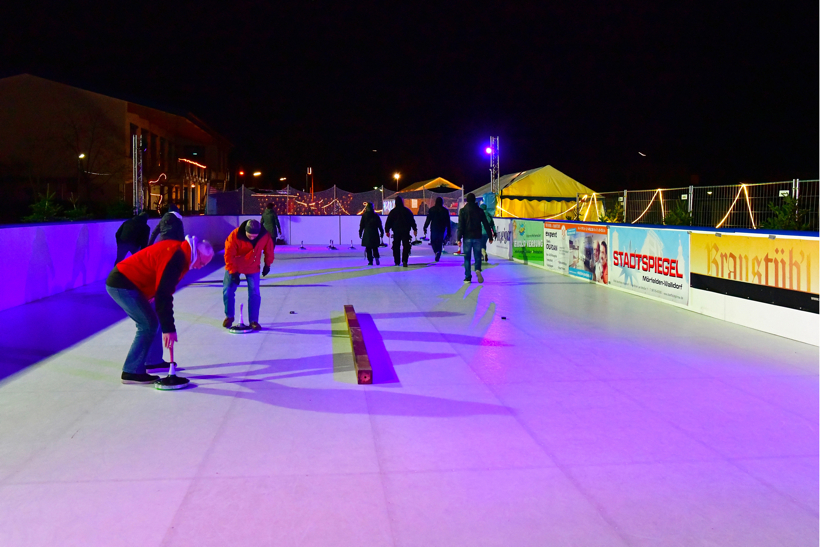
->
[245, 219, 261, 235]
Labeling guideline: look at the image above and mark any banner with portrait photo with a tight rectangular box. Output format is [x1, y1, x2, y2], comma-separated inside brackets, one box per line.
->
[543, 222, 609, 284]
[512, 219, 544, 264]
[609, 226, 690, 305]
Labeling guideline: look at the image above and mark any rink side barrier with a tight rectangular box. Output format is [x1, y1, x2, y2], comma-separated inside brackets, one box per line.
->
[344, 305, 373, 384]
[4, 214, 816, 346]
[507, 218, 818, 346]
[0, 215, 239, 312]
[0, 213, 440, 312]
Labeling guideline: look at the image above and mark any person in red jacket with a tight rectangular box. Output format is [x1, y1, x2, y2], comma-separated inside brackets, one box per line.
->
[223, 219, 274, 330]
[106, 236, 214, 384]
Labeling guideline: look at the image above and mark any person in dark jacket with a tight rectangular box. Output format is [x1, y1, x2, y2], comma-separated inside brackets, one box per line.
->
[423, 197, 450, 262]
[106, 236, 214, 383]
[457, 193, 495, 283]
[479, 203, 496, 263]
[148, 203, 184, 246]
[384, 195, 417, 267]
[359, 202, 384, 265]
[261, 202, 282, 246]
[115, 212, 150, 264]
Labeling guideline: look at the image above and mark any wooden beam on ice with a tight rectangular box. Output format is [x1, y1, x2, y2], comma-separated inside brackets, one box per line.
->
[343, 305, 373, 384]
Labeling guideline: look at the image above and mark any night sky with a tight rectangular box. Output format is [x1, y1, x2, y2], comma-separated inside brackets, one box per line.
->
[2, 1, 817, 192]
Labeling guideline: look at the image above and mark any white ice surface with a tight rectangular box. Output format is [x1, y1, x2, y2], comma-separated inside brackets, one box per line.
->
[0, 246, 817, 547]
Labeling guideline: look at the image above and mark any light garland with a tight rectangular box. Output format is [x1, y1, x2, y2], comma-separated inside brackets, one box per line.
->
[544, 203, 578, 220]
[495, 205, 519, 218]
[658, 189, 665, 223]
[631, 190, 660, 224]
[743, 185, 756, 229]
[148, 173, 167, 185]
[178, 158, 207, 169]
[715, 184, 746, 228]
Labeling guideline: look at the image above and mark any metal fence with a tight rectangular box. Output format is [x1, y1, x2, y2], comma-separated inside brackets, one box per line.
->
[208, 185, 463, 217]
[576, 179, 818, 231]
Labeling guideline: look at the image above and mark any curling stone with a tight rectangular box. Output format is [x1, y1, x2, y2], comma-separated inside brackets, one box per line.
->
[155, 346, 190, 391]
[228, 303, 255, 334]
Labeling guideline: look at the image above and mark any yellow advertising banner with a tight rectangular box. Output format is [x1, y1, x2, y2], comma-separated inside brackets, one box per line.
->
[690, 233, 818, 295]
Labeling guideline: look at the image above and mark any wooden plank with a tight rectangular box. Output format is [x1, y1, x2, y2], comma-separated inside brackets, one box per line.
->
[343, 305, 373, 384]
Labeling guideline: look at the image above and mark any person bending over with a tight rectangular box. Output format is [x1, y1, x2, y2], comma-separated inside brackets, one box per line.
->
[223, 219, 274, 331]
[106, 236, 214, 384]
[384, 195, 417, 267]
[457, 193, 495, 283]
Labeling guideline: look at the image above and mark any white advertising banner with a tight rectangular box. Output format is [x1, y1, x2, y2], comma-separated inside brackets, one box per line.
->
[543, 221, 570, 274]
[609, 226, 690, 305]
[487, 218, 512, 259]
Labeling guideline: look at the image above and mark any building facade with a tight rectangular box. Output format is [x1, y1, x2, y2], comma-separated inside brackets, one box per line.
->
[0, 74, 231, 221]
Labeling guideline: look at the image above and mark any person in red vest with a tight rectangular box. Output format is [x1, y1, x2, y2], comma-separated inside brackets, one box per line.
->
[106, 236, 214, 384]
[222, 219, 274, 331]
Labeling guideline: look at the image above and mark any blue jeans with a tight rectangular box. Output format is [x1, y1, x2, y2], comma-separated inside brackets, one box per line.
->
[223, 270, 261, 323]
[106, 286, 163, 374]
[462, 238, 482, 279]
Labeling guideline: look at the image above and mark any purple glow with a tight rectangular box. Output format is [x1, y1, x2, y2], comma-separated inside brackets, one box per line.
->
[485, 147, 493, 154]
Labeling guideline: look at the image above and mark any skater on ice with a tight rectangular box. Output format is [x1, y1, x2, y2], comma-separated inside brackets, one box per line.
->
[114, 211, 150, 264]
[384, 195, 417, 267]
[457, 193, 494, 283]
[261, 202, 282, 248]
[223, 219, 274, 331]
[359, 202, 384, 265]
[105, 236, 214, 384]
[479, 203, 496, 263]
[423, 196, 450, 262]
[148, 203, 184, 246]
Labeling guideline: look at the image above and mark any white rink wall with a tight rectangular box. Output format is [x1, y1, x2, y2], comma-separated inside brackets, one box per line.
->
[3, 214, 815, 347]
[0, 215, 238, 312]
[0, 214, 439, 311]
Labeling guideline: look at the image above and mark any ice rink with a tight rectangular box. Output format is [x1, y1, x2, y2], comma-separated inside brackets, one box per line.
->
[0, 245, 817, 546]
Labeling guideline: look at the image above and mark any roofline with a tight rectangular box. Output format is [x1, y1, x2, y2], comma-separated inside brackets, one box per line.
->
[1, 73, 232, 147]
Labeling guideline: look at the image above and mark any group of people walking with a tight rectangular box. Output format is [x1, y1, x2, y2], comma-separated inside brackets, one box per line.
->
[107, 194, 494, 384]
[358, 193, 495, 282]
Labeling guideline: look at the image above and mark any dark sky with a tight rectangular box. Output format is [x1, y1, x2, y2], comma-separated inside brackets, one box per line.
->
[2, 1, 817, 192]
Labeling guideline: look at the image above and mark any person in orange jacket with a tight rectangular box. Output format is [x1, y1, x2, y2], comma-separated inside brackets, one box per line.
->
[106, 236, 214, 384]
[223, 219, 274, 330]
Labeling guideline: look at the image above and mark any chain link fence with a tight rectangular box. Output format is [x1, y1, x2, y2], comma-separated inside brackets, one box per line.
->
[575, 179, 818, 231]
[208, 185, 463, 217]
[208, 179, 817, 232]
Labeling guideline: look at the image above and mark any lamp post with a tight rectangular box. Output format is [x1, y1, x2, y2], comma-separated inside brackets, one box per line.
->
[393, 172, 400, 192]
[486, 137, 499, 194]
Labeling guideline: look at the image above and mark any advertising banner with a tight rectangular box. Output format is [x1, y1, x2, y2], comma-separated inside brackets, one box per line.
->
[609, 226, 690, 305]
[543, 222, 609, 283]
[512, 219, 544, 263]
[690, 233, 818, 312]
[487, 218, 512, 259]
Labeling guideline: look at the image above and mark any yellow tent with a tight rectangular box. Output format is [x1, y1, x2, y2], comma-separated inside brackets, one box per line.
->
[474, 165, 596, 219]
[400, 177, 460, 192]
